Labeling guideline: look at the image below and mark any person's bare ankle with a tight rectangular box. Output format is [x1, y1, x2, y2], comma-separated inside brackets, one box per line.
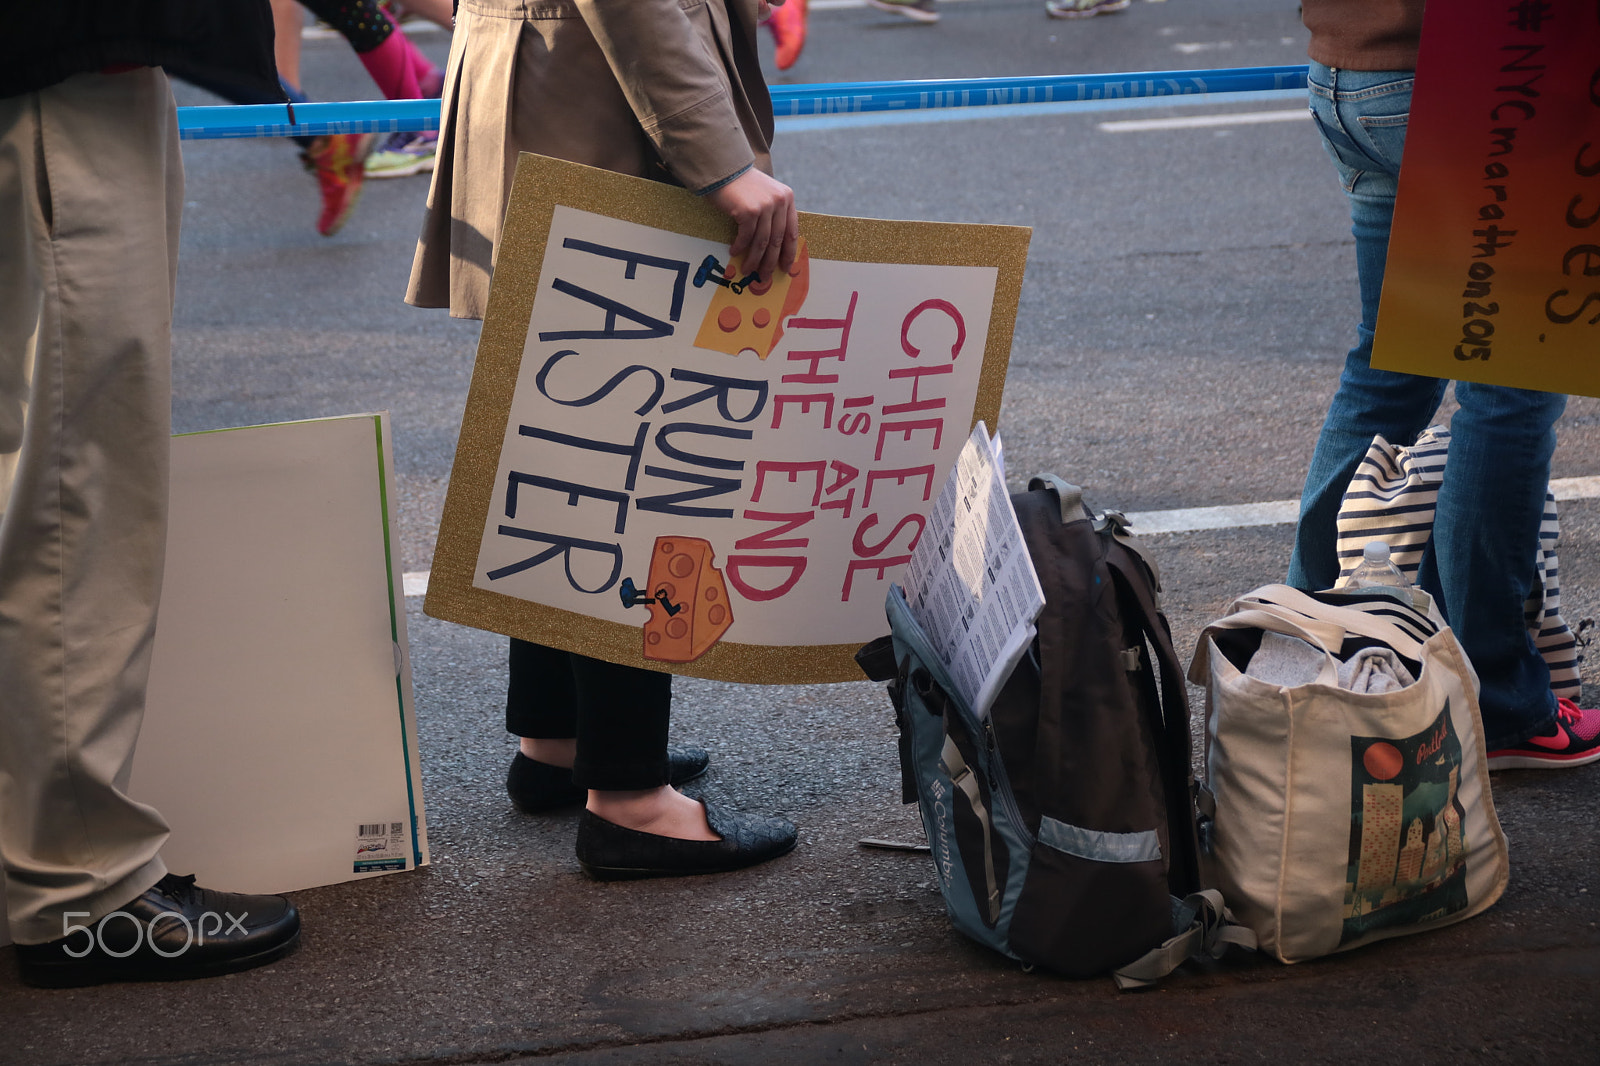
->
[587, 786, 717, 841]
[520, 736, 576, 769]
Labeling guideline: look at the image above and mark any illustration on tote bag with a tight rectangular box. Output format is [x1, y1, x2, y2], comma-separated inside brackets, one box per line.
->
[1343, 704, 1471, 944]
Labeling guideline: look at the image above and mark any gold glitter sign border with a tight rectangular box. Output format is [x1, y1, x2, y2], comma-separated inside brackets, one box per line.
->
[425, 152, 1030, 684]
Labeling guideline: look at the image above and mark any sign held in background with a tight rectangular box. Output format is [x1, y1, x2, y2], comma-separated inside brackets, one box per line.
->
[1375, 2, 1600, 397]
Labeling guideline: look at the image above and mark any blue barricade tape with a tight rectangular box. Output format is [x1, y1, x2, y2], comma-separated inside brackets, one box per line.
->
[771, 66, 1308, 116]
[177, 66, 1310, 139]
[176, 98, 441, 139]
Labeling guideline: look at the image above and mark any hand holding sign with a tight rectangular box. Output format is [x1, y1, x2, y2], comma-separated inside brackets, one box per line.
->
[426, 154, 1029, 684]
[706, 166, 801, 283]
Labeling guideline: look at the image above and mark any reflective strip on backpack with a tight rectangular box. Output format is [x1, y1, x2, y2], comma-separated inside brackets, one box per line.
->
[1038, 816, 1161, 864]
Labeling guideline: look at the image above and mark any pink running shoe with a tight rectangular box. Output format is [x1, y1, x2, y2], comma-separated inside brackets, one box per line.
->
[1486, 697, 1600, 770]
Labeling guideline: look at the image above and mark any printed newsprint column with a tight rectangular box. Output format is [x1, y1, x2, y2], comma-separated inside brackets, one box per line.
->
[899, 423, 1046, 718]
[1372, 1, 1600, 397]
[426, 153, 1031, 683]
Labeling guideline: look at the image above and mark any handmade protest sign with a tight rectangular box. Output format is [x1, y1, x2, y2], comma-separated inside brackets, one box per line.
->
[1372, 1, 1600, 397]
[425, 154, 1030, 683]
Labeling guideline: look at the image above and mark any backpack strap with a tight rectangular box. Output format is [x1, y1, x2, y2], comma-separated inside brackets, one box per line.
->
[1026, 475, 1164, 593]
[1097, 507, 1163, 594]
[940, 734, 1004, 925]
[855, 634, 898, 682]
[1096, 522, 1257, 986]
[1188, 606, 1348, 689]
[1112, 889, 1257, 991]
[1028, 474, 1085, 524]
[1030, 474, 1202, 898]
[1104, 549, 1202, 895]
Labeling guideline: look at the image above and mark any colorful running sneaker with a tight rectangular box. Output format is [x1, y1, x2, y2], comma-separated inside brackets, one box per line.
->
[1045, 0, 1132, 18]
[302, 132, 377, 237]
[866, 0, 939, 23]
[1486, 697, 1600, 770]
[769, 0, 809, 70]
[365, 131, 439, 179]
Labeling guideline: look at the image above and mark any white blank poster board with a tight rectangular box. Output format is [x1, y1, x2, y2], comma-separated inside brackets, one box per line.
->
[2, 415, 429, 947]
[132, 414, 429, 894]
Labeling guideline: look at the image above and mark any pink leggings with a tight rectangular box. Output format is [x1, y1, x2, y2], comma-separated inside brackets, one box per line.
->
[300, 0, 442, 98]
[356, 26, 443, 100]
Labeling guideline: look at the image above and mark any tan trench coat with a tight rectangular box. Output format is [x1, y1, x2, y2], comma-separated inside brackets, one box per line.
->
[405, 0, 775, 319]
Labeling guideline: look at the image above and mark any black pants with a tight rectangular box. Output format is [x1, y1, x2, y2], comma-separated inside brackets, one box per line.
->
[505, 639, 672, 791]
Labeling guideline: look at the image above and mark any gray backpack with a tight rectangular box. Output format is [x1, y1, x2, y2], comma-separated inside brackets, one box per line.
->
[857, 476, 1252, 986]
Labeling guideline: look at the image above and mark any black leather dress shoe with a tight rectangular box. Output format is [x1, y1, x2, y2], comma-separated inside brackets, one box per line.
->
[574, 804, 798, 880]
[506, 745, 711, 814]
[15, 874, 300, 988]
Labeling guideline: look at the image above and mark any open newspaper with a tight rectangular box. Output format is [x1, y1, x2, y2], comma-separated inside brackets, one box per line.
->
[899, 423, 1046, 718]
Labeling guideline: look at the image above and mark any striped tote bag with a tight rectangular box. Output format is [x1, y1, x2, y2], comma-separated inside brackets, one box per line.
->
[1335, 425, 1582, 701]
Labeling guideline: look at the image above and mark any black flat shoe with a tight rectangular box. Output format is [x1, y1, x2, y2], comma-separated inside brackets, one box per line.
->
[507, 745, 711, 814]
[15, 874, 300, 988]
[574, 804, 798, 880]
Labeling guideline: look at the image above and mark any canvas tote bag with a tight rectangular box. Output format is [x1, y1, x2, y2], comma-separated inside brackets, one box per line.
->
[1189, 584, 1509, 963]
[1335, 425, 1582, 700]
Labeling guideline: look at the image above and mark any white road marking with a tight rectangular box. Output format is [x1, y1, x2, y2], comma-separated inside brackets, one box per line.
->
[1553, 475, 1600, 502]
[398, 477, 1600, 595]
[1124, 499, 1300, 535]
[1098, 108, 1308, 132]
[1125, 476, 1600, 535]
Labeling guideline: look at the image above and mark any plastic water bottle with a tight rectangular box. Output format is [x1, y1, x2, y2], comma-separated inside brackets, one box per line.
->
[1344, 540, 1408, 589]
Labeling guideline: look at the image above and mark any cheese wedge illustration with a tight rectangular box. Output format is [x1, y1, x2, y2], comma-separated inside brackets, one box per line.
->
[692, 240, 810, 359]
[640, 536, 734, 663]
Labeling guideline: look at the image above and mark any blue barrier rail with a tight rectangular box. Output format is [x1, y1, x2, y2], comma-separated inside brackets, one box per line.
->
[176, 65, 1311, 139]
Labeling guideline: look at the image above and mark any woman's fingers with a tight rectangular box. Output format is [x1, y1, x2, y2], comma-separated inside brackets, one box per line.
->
[778, 197, 800, 274]
[728, 211, 757, 265]
[707, 168, 799, 281]
[751, 205, 780, 281]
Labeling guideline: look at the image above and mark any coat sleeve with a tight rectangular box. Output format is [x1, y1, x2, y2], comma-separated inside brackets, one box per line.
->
[575, 0, 758, 194]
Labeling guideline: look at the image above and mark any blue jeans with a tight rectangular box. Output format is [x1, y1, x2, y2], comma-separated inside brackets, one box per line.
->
[1286, 62, 1567, 749]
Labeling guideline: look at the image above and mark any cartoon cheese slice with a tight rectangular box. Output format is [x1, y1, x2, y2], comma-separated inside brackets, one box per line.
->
[692, 239, 810, 359]
[641, 536, 734, 663]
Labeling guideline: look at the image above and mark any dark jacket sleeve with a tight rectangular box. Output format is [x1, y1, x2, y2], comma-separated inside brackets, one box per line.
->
[577, 0, 764, 194]
[1, 0, 282, 101]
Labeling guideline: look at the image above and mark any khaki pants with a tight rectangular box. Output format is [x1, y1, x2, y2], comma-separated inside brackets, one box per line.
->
[0, 69, 181, 945]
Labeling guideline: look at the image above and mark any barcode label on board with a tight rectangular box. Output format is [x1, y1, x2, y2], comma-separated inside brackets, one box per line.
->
[354, 819, 408, 873]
